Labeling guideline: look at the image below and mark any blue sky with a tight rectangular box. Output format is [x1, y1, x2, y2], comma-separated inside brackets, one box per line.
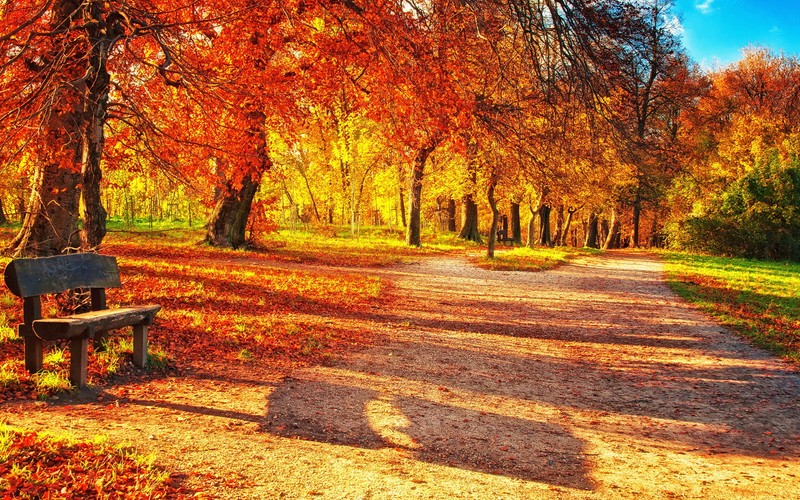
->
[673, 0, 800, 69]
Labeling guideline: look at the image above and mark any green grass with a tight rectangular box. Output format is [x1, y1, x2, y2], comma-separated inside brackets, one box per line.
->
[261, 227, 470, 266]
[32, 370, 72, 394]
[0, 361, 22, 387]
[472, 246, 602, 272]
[661, 251, 800, 361]
[99, 223, 475, 267]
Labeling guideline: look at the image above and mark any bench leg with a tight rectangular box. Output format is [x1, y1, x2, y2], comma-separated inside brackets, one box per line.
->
[132, 323, 148, 368]
[70, 338, 89, 388]
[24, 336, 43, 374]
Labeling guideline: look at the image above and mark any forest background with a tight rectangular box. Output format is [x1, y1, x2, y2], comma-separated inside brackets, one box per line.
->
[1, 0, 799, 260]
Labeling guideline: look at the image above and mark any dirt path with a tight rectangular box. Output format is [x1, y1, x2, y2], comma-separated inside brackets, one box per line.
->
[3, 251, 799, 498]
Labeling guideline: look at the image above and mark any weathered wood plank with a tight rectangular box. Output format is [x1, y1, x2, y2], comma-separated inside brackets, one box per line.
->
[31, 305, 161, 340]
[4, 253, 120, 297]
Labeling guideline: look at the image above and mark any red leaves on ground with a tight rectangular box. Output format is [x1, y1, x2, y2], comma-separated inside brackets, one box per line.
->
[0, 429, 188, 498]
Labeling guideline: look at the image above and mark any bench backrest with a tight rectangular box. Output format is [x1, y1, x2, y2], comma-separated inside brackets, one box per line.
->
[4, 253, 121, 298]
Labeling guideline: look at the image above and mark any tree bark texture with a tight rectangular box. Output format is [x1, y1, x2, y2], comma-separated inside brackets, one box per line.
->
[7, 1, 131, 256]
[406, 144, 436, 247]
[0, 199, 6, 225]
[80, 3, 115, 249]
[206, 175, 262, 249]
[7, 1, 85, 257]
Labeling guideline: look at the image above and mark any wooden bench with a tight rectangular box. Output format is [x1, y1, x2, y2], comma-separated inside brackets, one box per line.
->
[3, 253, 160, 388]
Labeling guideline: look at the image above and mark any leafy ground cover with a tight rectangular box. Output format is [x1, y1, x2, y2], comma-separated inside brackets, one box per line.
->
[0, 227, 404, 401]
[0, 424, 185, 498]
[661, 251, 800, 362]
[470, 246, 602, 271]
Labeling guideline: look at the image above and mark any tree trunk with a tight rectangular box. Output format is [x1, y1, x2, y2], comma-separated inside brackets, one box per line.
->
[6, 1, 86, 257]
[649, 208, 665, 247]
[406, 143, 436, 247]
[447, 198, 457, 232]
[584, 212, 599, 248]
[561, 207, 577, 246]
[206, 175, 261, 249]
[486, 177, 499, 259]
[80, 8, 112, 249]
[0, 199, 6, 225]
[458, 194, 482, 243]
[603, 207, 622, 249]
[510, 202, 522, 245]
[206, 110, 269, 249]
[599, 218, 609, 247]
[538, 204, 552, 246]
[631, 200, 641, 248]
[397, 185, 407, 228]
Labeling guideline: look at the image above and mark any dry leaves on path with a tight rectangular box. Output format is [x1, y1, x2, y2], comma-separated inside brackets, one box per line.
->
[2, 251, 799, 498]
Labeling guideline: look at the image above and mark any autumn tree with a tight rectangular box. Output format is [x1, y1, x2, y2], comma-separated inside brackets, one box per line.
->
[0, 1, 274, 256]
[667, 49, 800, 259]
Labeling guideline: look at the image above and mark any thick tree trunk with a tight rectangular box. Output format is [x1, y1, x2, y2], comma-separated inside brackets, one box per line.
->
[584, 212, 599, 248]
[7, 1, 86, 257]
[511, 202, 522, 245]
[9, 162, 82, 257]
[206, 110, 269, 248]
[486, 178, 499, 259]
[447, 198, 457, 232]
[538, 204, 552, 246]
[0, 199, 6, 225]
[458, 194, 481, 243]
[206, 175, 262, 249]
[406, 144, 436, 247]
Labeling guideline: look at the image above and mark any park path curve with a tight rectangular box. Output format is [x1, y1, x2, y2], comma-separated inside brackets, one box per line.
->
[264, 250, 800, 498]
[2, 251, 799, 498]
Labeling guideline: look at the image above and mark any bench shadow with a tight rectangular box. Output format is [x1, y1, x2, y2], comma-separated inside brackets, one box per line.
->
[263, 379, 595, 490]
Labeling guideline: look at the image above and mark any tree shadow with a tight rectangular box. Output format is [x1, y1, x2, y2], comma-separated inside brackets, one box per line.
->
[263, 378, 595, 490]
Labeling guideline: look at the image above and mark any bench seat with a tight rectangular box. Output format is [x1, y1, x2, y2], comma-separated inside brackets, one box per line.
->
[4, 253, 162, 388]
[32, 305, 161, 340]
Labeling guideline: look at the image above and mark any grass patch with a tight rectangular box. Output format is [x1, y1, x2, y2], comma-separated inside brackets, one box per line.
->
[661, 251, 800, 362]
[0, 424, 184, 497]
[472, 246, 602, 272]
[32, 370, 72, 395]
[0, 361, 22, 387]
